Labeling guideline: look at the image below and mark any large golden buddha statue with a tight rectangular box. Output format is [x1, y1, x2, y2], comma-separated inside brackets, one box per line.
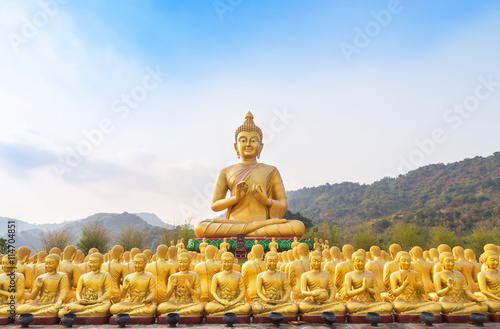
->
[194, 112, 305, 238]
[0, 255, 24, 319]
[477, 250, 500, 314]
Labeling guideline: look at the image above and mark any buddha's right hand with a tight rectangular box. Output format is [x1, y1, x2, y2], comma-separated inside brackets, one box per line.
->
[235, 181, 248, 202]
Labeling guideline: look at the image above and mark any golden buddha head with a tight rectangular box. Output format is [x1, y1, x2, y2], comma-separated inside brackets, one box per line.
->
[37, 251, 48, 263]
[480, 250, 499, 270]
[330, 246, 340, 259]
[251, 244, 264, 260]
[2, 254, 17, 272]
[464, 249, 476, 262]
[395, 251, 411, 270]
[178, 253, 190, 271]
[389, 244, 402, 259]
[88, 252, 104, 272]
[310, 251, 322, 270]
[234, 112, 264, 160]
[484, 243, 498, 252]
[221, 252, 234, 271]
[298, 243, 309, 256]
[45, 254, 60, 273]
[133, 253, 148, 272]
[265, 251, 278, 271]
[156, 245, 168, 259]
[370, 246, 381, 258]
[111, 245, 124, 260]
[205, 245, 218, 260]
[439, 252, 455, 271]
[168, 246, 177, 259]
[342, 244, 354, 259]
[17, 246, 30, 263]
[62, 245, 77, 261]
[352, 251, 366, 270]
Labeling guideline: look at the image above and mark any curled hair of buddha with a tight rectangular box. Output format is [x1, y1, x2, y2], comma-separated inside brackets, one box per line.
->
[134, 253, 148, 262]
[395, 251, 410, 262]
[439, 251, 453, 263]
[265, 251, 278, 261]
[89, 252, 104, 262]
[479, 250, 498, 264]
[352, 251, 365, 260]
[235, 111, 263, 142]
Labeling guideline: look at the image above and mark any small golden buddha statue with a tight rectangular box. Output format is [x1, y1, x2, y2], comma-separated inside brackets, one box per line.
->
[58, 245, 81, 302]
[109, 253, 156, 317]
[127, 248, 141, 274]
[0, 255, 24, 318]
[269, 237, 279, 252]
[204, 252, 251, 316]
[143, 249, 153, 263]
[324, 240, 330, 251]
[313, 238, 321, 251]
[299, 251, 346, 316]
[323, 246, 341, 280]
[322, 249, 331, 269]
[17, 254, 70, 317]
[102, 245, 129, 303]
[194, 245, 222, 303]
[383, 243, 402, 294]
[345, 251, 393, 316]
[252, 251, 297, 317]
[157, 253, 203, 316]
[390, 252, 441, 315]
[477, 250, 500, 313]
[465, 249, 482, 290]
[177, 239, 185, 252]
[199, 238, 208, 257]
[279, 252, 288, 272]
[58, 252, 112, 317]
[334, 244, 355, 302]
[410, 246, 434, 294]
[145, 245, 175, 304]
[167, 246, 179, 272]
[434, 252, 487, 314]
[34, 251, 47, 281]
[453, 246, 478, 292]
[194, 112, 305, 238]
[242, 244, 266, 303]
[291, 237, 299, 249]
[16, 247, 32, 300]
[288, 243, 311, 302]
[219, 238, 230, 252]
[366, 246, 387, 294]
[49, 247, 62, 256]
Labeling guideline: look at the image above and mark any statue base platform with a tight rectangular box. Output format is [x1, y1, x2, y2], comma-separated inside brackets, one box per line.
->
[253, 315, 299, 323]
[489, 313, 500, 322]
[109, 316, 156, 325]
[15, 316, 59, 325]
[158, 315, 203, 324]
[394, 314, 442, 323]
[205, 315, 250, 324]
[442, 314, 476, 323]
[0, 318, 12, 325]
[347, 314, 393, 323]
[301, 314, 345, 323]
[74, 316, 110, 325]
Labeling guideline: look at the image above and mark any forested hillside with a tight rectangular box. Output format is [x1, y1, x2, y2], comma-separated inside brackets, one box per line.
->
[287, 152, 500, 252]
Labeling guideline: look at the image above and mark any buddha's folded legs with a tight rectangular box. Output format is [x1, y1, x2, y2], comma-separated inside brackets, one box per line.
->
[157, 302, 204, 316]
[484, 299, 500, 313]
[110, 302, 157, 317]
[441, 301, 488, 315]
[194, 220, 305, 238]
[393, 300, 442, 315]
[252, 300, 298, 316]
[16, 303, 59, 317]
[205, 301, 251, 316]
[346, 301, 393, 315]
[0, 306, 15, 318]
[58, 302, 111, 317]
[298, 299, 346, 315]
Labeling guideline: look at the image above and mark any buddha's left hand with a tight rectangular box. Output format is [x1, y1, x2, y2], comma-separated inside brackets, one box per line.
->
[251, 184, 271, 206]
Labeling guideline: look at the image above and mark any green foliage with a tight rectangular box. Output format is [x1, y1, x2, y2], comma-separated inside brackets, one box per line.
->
[77, 219, 112, 254]
[0, 238, 8, 254]
[284, 210, 314, 230]
[117, 226, 149, 251]
[39, 228, 74, 252]
[464, 222, 500, 257]
[353, 224, 379, 251]
[160, 219, 196, 247]
[428, 226, 462, 249]
[387, 222, 424, 251]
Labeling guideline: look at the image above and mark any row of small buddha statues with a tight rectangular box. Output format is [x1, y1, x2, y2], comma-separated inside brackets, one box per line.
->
[1, 240, 499, 321]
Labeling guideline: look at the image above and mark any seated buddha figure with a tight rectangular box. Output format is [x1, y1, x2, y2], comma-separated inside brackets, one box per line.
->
[477, 250, 500, 313]
[205, 252, 251, 316]
[109, 253, 156, 317]
[345, 251, 393, 315]
[434, 252, 487, 315]
[17, 254, 70, 317]
[0, 255, 24, 319]
[252, 251, 298, 317]
[194, 112, 305, 238]
[299, 251, 346, 316]
[157, 253, 203, 316]
[58, 252, 112, 317]
[390, 252, 441, 315]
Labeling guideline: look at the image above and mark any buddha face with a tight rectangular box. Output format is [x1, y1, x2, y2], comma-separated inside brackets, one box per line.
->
[45, 257, 59, 273]
[486, 254, 499, 270]
[311, 255, 322, 271]
[222, 255, 234, 271]
[1, 256, 15, 273]
[134, 256, 147, 272]
[179, 255, 190, 271]
[353, 254, 366, 271]
[88, 256, 103, 272]
[442, 255, 455, 271]
[266, 255, 278, 271]
[398, 254, 412, 271]
[235, 131, 262, 160]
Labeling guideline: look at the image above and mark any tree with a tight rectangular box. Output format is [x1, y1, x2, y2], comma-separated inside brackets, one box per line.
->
[387, 222, 425, 251]
[0, 238, 8, 254]
[116, 225, 149, 251]
[352, 224, 379, 251]
[77, 219, 112, 254]
[428, 225, 461, 249]
[465, 223, 500, 257]
[39, 228, 74, 252]
[284, 210, 314, 230]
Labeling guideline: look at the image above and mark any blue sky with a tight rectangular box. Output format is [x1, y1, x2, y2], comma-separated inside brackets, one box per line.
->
[0, 0, 499, 224]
